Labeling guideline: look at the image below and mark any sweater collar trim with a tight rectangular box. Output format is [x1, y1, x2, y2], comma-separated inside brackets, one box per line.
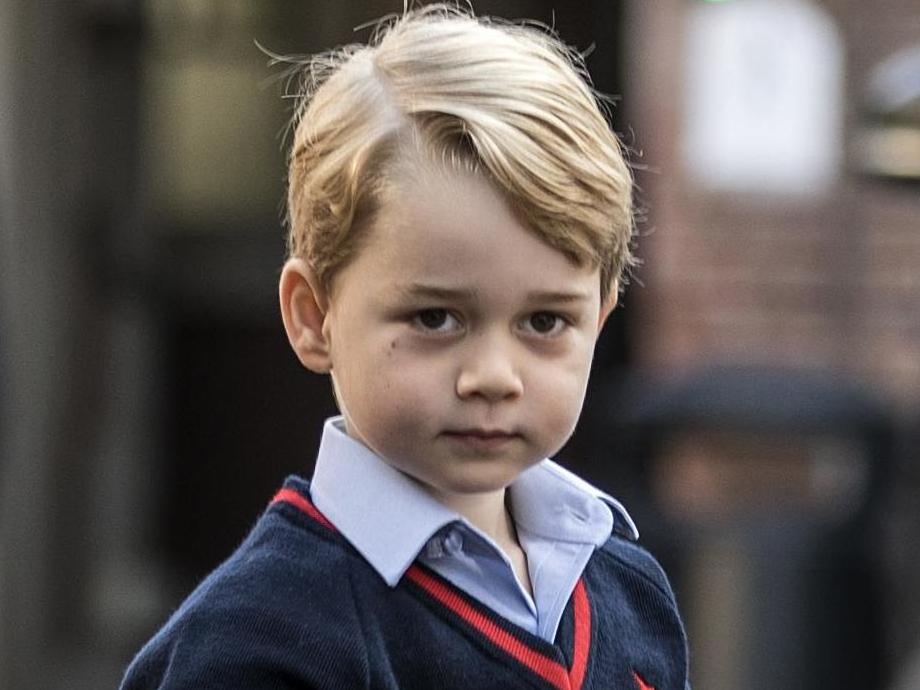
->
[270, 486, 593, 690]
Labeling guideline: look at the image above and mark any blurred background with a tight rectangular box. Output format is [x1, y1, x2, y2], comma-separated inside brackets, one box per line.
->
[1, 0, 919, 688]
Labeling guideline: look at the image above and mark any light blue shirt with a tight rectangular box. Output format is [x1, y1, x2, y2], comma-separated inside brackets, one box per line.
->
[310, 417, 639, 642]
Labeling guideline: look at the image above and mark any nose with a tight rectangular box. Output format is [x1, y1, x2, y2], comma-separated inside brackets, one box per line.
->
[455, 335, 524, 402]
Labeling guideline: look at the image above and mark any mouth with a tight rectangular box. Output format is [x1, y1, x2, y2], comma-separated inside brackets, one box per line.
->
[441, 428, 522, 451]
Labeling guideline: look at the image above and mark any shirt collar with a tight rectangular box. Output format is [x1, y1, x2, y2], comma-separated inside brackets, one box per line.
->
[310, 417, 458, 587]
[309, 416, 638, 587]
[510, 461, 639, 544]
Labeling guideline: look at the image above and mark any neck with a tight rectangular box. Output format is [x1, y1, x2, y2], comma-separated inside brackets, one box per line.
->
[431, 488, 517, 549]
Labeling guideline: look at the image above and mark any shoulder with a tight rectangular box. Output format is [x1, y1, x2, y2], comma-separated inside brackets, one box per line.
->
[588, 533, 688, 639]
[181, 497, 363, 621]
[594, 534, 677, 599]
[587, 536, 690, 686]
[121, 500, 371, 689]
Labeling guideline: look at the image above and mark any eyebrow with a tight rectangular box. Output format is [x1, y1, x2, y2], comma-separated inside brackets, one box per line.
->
[396, 283, 592, 304]
[397, 283, 477, 301]
[524, 289, 593, 304]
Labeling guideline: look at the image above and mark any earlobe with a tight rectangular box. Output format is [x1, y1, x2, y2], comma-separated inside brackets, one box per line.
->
[279, 258, 333, 374]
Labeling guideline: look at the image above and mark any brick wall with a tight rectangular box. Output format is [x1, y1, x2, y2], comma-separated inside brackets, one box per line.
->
[625, 0, 920, 416]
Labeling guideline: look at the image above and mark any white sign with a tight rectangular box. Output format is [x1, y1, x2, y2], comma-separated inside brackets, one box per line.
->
[682, 0, 843, 195]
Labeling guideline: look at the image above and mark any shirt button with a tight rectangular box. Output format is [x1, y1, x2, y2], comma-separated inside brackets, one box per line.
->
[425, 537, 445, 559]
[443, 529, 464, 556]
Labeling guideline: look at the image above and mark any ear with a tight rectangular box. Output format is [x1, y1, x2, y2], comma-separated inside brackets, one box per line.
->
[597, 281, 619, 332]
[279, 258, 333, 374]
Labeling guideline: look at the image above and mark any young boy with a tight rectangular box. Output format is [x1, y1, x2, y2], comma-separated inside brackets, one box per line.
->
[122, 5, 689, 689]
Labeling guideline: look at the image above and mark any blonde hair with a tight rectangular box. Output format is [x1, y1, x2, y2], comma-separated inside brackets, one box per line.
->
[284, 4, 635, 303]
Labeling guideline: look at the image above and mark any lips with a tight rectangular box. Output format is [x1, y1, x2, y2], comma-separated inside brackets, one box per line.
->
[441, 428, 521, 451]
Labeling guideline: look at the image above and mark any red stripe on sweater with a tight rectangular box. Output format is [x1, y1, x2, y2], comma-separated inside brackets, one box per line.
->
[272, 488, 591, 690]
[271, 487, 336, 532]
[404, 565, 576, 690]
[569, 579, 591, 689]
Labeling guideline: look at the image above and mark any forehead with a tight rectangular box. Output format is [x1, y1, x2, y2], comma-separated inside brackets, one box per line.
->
[344, 167, 600, 301]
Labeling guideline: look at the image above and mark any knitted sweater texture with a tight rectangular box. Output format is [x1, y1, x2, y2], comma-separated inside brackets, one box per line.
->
[121, 476, 689, 690]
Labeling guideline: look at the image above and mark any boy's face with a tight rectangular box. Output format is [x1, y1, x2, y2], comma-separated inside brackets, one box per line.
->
[301, 168, 613, 501]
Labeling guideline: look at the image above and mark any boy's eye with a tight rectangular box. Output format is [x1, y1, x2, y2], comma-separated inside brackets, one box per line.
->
[523, 312, 566, 336]
[413, 308, 460, 333]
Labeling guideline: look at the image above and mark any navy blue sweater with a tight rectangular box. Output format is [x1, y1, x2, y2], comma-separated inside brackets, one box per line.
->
[121, 476, 689, 690]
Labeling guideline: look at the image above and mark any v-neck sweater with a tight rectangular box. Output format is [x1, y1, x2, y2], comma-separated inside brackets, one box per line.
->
[120, 477, 690, 690]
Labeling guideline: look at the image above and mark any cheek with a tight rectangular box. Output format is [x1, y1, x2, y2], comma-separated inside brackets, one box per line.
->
[532, 373, 586, 419]
[346, 344, 441, 426]
[527, 349, 594, 424]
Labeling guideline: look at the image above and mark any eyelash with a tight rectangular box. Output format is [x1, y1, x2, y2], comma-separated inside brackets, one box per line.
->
[409, 309, 571, 338]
